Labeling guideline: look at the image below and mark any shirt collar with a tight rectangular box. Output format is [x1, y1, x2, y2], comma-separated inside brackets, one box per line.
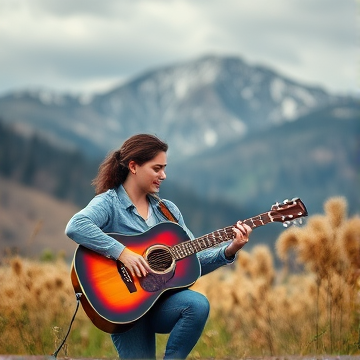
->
[116, 185, 135, 210]
[116, 185, 160, 210]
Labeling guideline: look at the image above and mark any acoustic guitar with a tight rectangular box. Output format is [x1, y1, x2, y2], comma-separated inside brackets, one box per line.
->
[71, 198, 307, 333]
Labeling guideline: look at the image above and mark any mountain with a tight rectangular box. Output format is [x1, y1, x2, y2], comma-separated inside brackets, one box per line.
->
[168, 100, 360, 216]
[0, 54, 358, 257]
[0, 55, 350, 159]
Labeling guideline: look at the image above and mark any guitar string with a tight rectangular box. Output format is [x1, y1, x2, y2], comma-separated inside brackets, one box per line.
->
[166, 209, 299, 262]
[146, 227, 236, 266]
[145, 213, 272, 266]
[148, 218, 261, 264]
[144, 210, 303, 269]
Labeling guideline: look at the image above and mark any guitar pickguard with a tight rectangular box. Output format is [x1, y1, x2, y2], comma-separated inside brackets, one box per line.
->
[139, 267, 176, 292]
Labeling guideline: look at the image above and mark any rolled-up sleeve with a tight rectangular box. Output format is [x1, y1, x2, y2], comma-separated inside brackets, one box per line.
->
[198, 245, 235, 276]
[65, 195, 125, 260]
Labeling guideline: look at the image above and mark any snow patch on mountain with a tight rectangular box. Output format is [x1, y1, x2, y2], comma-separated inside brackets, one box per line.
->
[281, 98, 298, 120]
[0, 54, 348, 159]
[204, 128, 218, 147]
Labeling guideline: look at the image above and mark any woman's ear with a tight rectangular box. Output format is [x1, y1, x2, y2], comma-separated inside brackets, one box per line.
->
[128, 160, 137, 175]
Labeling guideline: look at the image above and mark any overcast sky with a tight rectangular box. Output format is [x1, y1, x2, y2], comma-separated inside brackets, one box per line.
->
[0, 0, 358, 96]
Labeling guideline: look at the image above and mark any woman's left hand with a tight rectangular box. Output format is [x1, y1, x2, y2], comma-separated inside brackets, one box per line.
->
[224, 221, 252, 259]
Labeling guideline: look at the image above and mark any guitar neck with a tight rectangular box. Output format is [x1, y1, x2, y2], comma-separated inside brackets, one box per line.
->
[170, 211, 273, 261]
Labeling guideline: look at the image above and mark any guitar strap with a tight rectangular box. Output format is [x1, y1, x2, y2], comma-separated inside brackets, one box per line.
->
[150, 193, 179, 223]
[158, 200, 179, 223]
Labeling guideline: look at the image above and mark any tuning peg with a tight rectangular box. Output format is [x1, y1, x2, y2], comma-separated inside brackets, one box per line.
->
[283, 218, 306, 228]
[283, 221, 291, 228]
[271, 202, 280, 210]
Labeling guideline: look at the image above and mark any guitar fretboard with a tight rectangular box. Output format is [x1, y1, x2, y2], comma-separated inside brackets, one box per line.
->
[170, 211, 274, 260]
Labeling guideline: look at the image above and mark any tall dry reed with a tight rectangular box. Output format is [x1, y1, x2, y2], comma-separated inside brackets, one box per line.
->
[0, 255, 116, 356]
[192, 196, 360, 356]
[0, 197, 359, 357]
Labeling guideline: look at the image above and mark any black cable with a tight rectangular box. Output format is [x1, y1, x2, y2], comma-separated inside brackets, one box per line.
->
[52, 292, 82, 359]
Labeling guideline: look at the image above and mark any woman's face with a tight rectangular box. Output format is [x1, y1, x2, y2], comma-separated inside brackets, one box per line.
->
[135, 151, 167, 194]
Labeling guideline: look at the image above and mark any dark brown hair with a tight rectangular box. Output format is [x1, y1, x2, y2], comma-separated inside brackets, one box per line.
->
[92, 134, 168, 194]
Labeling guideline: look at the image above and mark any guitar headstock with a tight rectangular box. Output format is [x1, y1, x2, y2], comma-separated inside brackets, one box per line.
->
[270, 198, 308, 227]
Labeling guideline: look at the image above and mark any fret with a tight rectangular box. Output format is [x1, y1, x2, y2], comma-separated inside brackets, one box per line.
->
[166, 199, 307, 262]
[214, 230, 222, 243]
[170, 211, 276, 260]
[199, 238, 207, 249]
[182, 242, 195, 256]
[205, 236, 213, 247]
[244, 212, 272, 229]
[172, 241, 196, 260]
[191, 240, 203, 253]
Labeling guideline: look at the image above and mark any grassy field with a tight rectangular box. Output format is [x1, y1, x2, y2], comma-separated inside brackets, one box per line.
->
[0, 197, 359, 358]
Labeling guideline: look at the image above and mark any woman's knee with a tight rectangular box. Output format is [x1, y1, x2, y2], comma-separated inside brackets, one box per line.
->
[185, 291, 210, 319]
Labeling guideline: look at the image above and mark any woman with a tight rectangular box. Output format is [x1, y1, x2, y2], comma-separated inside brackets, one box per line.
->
[65, 134, 252, 359]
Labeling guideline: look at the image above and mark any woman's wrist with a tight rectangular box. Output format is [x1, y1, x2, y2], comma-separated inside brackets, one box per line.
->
[224, 246, 236, 260]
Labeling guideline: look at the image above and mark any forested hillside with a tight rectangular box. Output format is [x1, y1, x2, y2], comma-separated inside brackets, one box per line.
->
[1, 121, 258, 258]
[0, 120, 97, 206]
[169, 101, 360, 216]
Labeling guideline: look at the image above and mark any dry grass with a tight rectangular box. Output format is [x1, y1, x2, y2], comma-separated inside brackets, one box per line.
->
[0, 256, 115, 356]
[0, 197, 359, 358]
[192, 197, 360, 357]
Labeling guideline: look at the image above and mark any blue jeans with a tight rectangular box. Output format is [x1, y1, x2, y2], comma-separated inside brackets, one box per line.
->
[111, 289, 210, 359]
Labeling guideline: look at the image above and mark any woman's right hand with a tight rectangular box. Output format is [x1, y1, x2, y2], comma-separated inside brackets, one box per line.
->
[118, 248, 151, 278]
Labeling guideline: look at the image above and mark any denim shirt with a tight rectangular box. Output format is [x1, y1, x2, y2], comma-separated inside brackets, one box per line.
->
[65, 185, 234, 276]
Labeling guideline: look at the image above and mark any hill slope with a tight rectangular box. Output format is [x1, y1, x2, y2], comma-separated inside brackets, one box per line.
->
[0, 177, 78, 259]
[169, 100, 360, 216]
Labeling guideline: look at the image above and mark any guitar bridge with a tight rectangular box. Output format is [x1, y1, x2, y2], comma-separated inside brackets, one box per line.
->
[117, 261, 137, 293]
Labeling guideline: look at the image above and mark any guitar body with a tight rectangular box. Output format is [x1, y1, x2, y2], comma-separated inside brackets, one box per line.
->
[71, 197, 308, 334]
[71, 222, 201, 334]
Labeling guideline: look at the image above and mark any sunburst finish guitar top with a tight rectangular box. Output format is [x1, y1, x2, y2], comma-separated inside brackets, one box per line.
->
[71, 198, 308, 333]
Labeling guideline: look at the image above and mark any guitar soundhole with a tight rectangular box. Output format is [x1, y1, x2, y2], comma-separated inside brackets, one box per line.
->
[146, 248, 173, 272]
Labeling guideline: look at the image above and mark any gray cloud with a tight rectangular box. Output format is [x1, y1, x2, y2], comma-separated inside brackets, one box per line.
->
[0, 0, 357, 95]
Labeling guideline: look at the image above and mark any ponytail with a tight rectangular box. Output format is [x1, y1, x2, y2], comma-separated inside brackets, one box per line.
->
[92, 134, 168, 194]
